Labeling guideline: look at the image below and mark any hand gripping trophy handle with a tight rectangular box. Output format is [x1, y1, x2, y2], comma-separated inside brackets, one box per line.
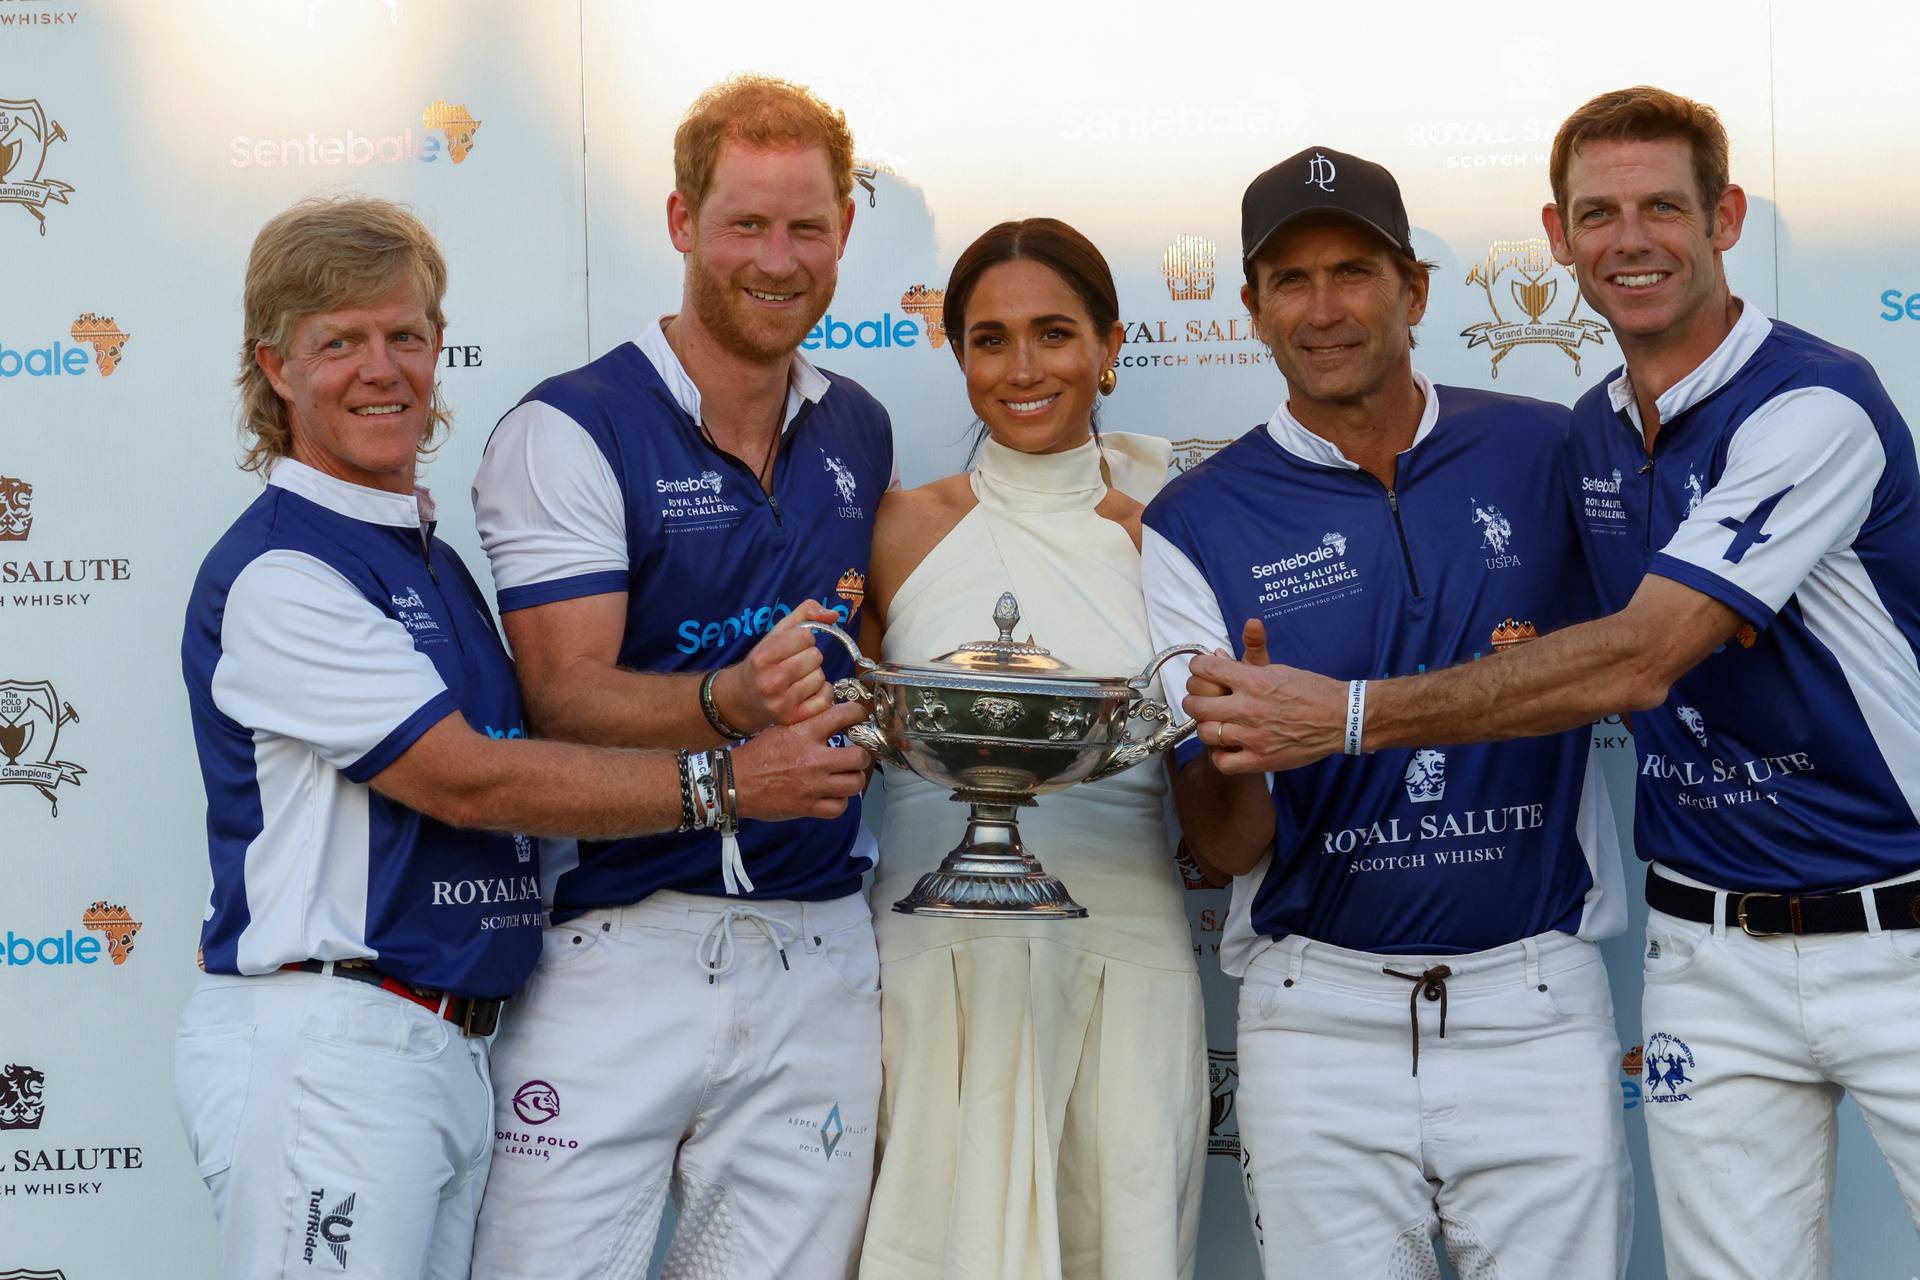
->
[798, 621, 907, 767]
[1083, 642, 1209, 782]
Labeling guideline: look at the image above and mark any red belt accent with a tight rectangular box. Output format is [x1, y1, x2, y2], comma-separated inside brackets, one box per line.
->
[279, 960, 503, 1037]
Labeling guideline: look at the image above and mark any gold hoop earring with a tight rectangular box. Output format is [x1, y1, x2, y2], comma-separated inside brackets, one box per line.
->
[1098, 366, 1117, 396]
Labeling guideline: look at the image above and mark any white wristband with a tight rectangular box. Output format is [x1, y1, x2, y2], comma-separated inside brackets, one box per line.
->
[1344, 679, 1367, 756]
[686, 749, 719, 829]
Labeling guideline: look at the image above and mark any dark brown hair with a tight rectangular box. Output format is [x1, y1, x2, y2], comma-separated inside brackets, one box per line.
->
[943, 218, 1119, 365]
[1550, 86, 1730, 224]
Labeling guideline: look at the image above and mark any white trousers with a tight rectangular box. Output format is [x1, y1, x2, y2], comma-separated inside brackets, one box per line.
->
[469, 890, 882, 1280]
[173, 969, 494, 1280]
[1642, 896, 1920, 1278]
[1236, 931, 1630, 1279]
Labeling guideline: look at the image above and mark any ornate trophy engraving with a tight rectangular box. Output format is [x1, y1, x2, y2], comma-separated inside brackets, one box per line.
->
[803, 592, 1203, 919]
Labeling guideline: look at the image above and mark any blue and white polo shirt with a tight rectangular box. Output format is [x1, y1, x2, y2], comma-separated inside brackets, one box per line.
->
[1144, 374, 1624, 972]
[182, 460, 539, 999]
[472, 320, 894, 919]
[1566, 300, 1920, 893]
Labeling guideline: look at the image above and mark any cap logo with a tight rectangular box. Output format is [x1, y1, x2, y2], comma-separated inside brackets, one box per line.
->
[1303, 151, 1337, 192]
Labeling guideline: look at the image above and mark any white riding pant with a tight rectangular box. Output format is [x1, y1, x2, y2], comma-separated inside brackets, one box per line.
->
[1641, 869, 1920, 1279]
[1235, 930, 1630, 1279]
[469, 890, 881, 1280]
[173, 968, 494, 1279]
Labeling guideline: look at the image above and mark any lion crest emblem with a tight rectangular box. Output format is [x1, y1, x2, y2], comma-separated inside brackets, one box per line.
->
[1675, 705, 1708, 747]
[1404, 749, 1447, 803]
[0, 476, 31, 541]
[0, 1063, 47, 1129]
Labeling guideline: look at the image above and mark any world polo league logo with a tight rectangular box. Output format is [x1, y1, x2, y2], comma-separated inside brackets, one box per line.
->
[511, 1080, 560, 1126]
[1460, 238, 1609, 376]
[0, 680, 84, 814]
[0, 97, 73, 235]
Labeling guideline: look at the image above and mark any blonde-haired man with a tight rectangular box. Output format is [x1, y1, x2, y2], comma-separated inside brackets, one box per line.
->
[176, 195, 867, 1279]
[469, 77, 894, 1277]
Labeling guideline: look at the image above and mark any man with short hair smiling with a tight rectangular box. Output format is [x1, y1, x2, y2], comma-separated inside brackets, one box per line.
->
[468, 76, 894, 1278]
[175, 195, 869, 1280]
[1188, 89, 1920, 1279]
[1141, 146, 1630, 1278]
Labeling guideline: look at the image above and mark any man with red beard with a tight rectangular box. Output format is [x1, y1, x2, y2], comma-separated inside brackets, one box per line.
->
[468, 77, 894, 1278]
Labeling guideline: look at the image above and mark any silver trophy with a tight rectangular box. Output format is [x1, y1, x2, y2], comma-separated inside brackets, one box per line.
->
[803, 592, 1203, 919]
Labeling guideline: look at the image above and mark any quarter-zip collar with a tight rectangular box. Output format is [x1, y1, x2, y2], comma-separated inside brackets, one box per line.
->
[637, 315, 828, 434]
[1263, 369, 1440, 471]
[268, 457, 435, 528]
[1605, 296, 1771, 436]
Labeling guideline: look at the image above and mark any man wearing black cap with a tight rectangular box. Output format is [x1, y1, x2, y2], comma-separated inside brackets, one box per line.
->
[1140, 146, 1631, 1276]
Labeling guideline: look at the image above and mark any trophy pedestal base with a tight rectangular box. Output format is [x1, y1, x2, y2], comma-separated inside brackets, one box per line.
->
[891, 793, 1089, 919]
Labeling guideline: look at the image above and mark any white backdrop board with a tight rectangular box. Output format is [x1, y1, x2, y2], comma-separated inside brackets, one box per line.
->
[2, 1, 1917, 1275]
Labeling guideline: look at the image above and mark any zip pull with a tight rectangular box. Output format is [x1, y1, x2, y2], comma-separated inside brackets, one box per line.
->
[768, 495, 783, 525]
[417, 525, 439, 583]
[1387, 489, 1400, 513]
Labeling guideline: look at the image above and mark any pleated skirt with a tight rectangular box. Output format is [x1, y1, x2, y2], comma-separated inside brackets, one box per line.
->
[857, 936, 1209, 1280]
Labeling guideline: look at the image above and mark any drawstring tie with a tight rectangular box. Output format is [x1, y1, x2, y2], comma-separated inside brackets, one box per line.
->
[697, 906, 795, 983]
[1383, 963, 1452, 1076]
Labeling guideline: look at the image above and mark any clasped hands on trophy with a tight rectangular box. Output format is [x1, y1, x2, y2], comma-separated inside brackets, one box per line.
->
[1181, 618, 1350, 776]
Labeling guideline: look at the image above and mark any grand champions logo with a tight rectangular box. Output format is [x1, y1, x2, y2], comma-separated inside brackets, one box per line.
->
[0, 679, 83, 813]
[1459, 238, 1609, 376]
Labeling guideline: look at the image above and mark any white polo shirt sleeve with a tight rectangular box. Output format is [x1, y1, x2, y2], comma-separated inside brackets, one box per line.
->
[1141, 525, 1233, 770]
[1651, 387, 1885, 627]
[473, 400, 630, 614]
[211, 550, 457, 783]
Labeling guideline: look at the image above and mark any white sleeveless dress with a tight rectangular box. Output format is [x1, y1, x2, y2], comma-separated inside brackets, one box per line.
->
[857, 434, 1207, 1280]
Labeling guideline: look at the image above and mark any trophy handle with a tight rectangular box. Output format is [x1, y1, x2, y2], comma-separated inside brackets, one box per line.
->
[1088, 643, 1208, 782]
[799, 622, 903, 767]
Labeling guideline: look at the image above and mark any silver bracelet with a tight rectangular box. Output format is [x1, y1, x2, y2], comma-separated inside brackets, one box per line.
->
[1344, 679, 1367, 756]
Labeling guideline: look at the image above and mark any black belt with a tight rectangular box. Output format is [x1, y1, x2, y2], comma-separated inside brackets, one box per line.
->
[282, 960, 504, 1037]
[1646, 868, 1920, 938]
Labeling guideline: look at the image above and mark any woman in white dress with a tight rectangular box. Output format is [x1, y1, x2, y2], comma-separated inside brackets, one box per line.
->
[856, 219, 1209, 1280]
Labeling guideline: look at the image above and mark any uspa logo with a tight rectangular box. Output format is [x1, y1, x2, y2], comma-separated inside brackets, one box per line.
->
[510, 1080, 560, 1126]
[0, 679, 84, 814]
[1470, 498, 1520, 568]
[1163, 235, 1216, 301]
[0, 95, 73, 234]
[898, 285, 946, 349]
[0, 313, 128, 379]
[1206, 1049, 1240, 1157]
[230, 99, 480, 169]
[0, 1064, 45, 1130]
[1459, 239, 1609, 376]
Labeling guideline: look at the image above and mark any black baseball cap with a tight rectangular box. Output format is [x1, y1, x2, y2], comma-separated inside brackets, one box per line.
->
[1240, 146, 1415, 264]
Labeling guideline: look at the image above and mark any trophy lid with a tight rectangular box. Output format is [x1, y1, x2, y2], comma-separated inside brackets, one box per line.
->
[920, 592, 1092, 678]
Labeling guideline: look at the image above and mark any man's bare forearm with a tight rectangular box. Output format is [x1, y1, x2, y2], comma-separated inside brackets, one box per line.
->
[1172, 754, 1275, 877]
[521, 655, 723, 751]
[1366, 610, 1664, 749]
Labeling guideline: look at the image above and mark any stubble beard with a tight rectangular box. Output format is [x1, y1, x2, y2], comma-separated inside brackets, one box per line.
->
[686, 249, 832, 364]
